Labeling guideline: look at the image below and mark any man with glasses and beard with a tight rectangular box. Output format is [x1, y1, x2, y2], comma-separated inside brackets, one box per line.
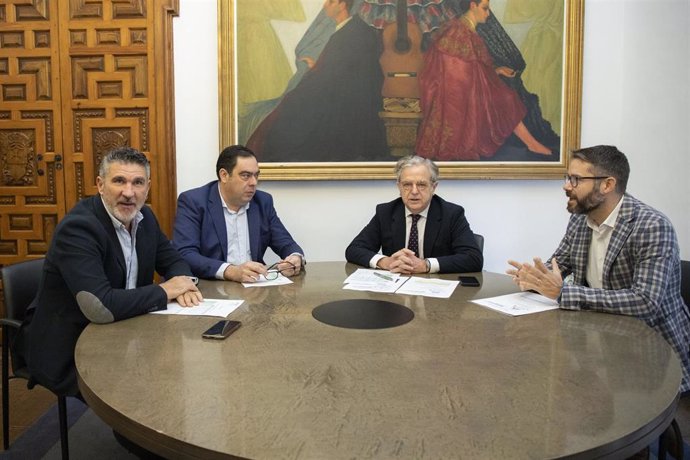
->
[346, 155, 483, 274]
[507, 145, 690, 395]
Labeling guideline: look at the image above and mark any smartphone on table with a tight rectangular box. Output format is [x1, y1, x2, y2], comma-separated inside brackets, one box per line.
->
[458, 276, 481, 287]
[202, 320, 242, 339]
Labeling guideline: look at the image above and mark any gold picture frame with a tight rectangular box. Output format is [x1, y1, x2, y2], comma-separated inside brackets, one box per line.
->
[218, 0, 583, 180]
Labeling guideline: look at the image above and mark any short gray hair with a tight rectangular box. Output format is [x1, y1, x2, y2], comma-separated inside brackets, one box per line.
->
[395, 155, 439, 183]
[98, 147, 151, 179]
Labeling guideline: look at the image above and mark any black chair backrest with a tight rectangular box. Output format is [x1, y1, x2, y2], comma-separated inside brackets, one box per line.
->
[1, 258, 44, 322]
[474, 233, 485, 253]
[681, 260, 690, 308]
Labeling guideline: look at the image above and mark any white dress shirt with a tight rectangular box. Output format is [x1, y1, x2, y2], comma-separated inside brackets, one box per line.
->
[585, 196, 624, 289]
[101, 197, 144, 289]
[215, 185, 252, 279]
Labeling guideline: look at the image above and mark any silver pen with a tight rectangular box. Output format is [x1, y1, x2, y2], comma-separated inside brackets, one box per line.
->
[373, 272, 394, 282]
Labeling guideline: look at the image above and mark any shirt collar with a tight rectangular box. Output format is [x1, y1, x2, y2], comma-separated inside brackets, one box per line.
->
[587, 195, 624, 231]
[406, 204, 430, 219]
[336, 16, 352, 32]
[217, 183, 250, 214]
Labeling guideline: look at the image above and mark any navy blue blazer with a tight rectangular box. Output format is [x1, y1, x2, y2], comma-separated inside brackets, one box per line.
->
[173, 181, 304, 279]
[345, 195, 483, 273]
[21, 195, 191, 396]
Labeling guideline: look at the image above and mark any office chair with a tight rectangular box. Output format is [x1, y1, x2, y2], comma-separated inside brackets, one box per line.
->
[658, 418, 683, 460]
[1, 258, 69, 459]
[473, 233, 484, 253]
[656, 260, 690, 460]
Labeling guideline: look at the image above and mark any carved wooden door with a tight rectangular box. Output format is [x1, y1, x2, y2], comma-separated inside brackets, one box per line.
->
[0, 0, 178, 312]
[0, 1, 66, 262]
[0, 0, 177, 265]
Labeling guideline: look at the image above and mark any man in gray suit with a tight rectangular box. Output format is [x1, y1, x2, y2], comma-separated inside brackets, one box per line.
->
[508, 145, 690, 392]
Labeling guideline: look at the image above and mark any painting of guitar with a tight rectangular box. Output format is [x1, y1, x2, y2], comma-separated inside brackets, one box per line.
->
[379, 0, 424, 98]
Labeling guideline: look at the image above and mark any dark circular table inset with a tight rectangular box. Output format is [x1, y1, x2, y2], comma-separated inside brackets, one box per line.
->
[312, 299, 414, 329]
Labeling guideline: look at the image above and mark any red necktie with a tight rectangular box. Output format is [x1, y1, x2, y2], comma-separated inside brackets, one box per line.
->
[408, 214, 421, 257]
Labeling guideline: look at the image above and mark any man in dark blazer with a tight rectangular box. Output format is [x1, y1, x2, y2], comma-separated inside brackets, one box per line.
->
[173, 145, 304, 283]
[508, 145, 690, 393]
[18, 147, 202, 397]
[346, 155, 483, 274]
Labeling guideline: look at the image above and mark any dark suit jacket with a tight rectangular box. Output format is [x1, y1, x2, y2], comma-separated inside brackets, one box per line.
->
[345, 195, 483, 273]
[20, 195, 191, 396]
[247, 15, 388, 162]
[173, 181, 304, 279]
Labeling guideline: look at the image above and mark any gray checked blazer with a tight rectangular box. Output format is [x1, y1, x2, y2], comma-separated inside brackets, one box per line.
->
[552, 194, 690, 392]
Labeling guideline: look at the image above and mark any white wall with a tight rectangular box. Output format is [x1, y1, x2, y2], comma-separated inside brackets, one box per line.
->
[173, 0, 690, 273]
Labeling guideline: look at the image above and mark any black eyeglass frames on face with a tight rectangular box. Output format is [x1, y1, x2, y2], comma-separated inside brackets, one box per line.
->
[564, 174, 609, 188]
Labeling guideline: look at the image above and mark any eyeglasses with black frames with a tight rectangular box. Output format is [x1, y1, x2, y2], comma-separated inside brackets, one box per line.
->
[564, 174, 609, 188]
[265, 261, 297, 280]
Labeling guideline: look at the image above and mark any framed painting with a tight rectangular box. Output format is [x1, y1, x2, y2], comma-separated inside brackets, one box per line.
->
[218, 0, 584, 180]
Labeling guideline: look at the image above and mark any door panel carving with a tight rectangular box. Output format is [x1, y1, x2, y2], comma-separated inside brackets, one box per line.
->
[59, 0, 175, 220]
[1, 129, 37, 186]
[0, 0, 179, 319]
[0, 0, 65, 268]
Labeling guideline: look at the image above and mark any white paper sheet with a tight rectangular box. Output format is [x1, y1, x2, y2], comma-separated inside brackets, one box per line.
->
[153, 299, 244, 317]
[394, 277, 459, 298]
[343, 278, 408, 293]
[471, 292, 559, 316]
[343, 268, 402, 284]
[242, 274, 293, 288]
[342, 268, 407, 293]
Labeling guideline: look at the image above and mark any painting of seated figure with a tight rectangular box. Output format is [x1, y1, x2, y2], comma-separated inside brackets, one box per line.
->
[219, 0, 583, 180]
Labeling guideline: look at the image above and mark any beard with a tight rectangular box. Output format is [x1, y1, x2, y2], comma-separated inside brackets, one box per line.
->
[566, 188, 605, 215]
[103, 196, 142, 226]
[111, 205, 138, 224]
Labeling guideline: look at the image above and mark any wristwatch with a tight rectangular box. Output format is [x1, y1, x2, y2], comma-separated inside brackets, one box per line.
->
[425, 259, 431, 273]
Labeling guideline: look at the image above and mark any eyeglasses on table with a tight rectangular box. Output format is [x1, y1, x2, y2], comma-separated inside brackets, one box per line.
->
[265, 262, 298, 280]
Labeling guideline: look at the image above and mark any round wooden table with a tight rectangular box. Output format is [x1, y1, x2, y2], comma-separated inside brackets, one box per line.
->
[76, 262, 681, 459]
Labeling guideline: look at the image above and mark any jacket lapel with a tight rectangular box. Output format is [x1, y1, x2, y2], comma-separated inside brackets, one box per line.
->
[209, 185, 228, 259]
[603, 195, 634, 285]
[571, 216, 592, 286]
[393, 200, 406, 251]
[247, 199, 259, 261]
[423, 196, 441, 255]
[92, 196, 127, 274]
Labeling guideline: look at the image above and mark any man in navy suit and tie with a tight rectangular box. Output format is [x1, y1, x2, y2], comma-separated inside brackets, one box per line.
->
[346, 155, 483, 274]
[173, 145, 304, 283]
